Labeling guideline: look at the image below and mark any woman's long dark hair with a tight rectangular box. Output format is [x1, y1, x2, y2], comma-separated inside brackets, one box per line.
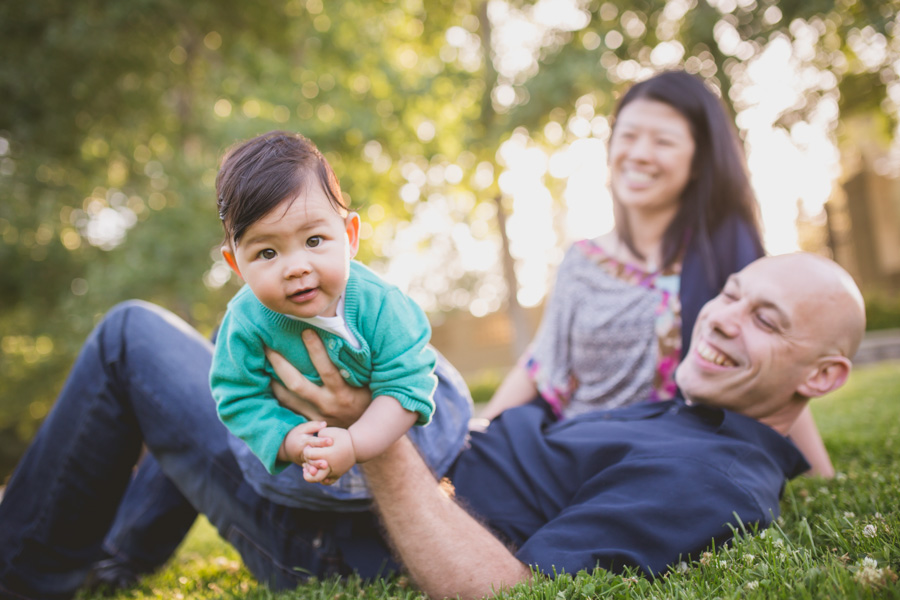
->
[610, 70, 761, 275]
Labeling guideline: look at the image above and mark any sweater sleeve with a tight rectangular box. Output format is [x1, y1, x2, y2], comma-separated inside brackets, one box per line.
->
[210, 308, 307, 474]
[366, 289, 437, 425]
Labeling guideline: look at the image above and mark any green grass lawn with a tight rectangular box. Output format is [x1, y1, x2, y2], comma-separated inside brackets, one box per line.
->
[79, 360, 900, 599]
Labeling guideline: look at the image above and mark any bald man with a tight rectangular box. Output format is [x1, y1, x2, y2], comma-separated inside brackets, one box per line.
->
[0, 254, 866, 600]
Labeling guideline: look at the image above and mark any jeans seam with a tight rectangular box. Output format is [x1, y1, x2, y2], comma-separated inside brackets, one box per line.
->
[225, 523, 326, 582]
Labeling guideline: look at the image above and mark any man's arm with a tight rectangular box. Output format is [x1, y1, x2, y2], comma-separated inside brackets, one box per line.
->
[362, 436, 533, 600]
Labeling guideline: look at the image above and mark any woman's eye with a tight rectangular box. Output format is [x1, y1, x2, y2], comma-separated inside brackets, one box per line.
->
[259, 249, 276, 260]
[307, 236, 323, 248]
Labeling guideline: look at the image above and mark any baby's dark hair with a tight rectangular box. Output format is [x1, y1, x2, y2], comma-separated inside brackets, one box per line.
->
[216, 131, 349, 245]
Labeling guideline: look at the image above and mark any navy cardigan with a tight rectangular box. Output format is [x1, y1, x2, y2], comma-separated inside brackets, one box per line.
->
[679, 214, 764, 359]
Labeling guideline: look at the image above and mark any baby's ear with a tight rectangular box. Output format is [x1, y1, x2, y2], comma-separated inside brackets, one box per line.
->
[221, 246, 243, 279]
[345, 212, 361, 258]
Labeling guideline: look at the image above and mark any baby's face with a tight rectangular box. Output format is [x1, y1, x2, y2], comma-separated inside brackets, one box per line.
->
[230, 184, 359, 319]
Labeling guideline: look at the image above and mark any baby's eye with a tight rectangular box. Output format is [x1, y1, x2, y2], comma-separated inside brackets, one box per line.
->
[258, 248, 277, 260]
[307, 236, 323, 248]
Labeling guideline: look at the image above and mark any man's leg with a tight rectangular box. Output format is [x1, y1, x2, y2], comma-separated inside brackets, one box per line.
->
[87, 322, 215, 587]
[0, 301, 387, 599]
[86, 452, 197, 589]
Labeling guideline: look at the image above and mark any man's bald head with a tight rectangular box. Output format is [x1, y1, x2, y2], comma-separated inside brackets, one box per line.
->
[764, 253, 866, 359]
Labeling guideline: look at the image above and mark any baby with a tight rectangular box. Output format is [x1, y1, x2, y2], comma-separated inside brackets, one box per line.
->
[210, 131, 436, 485]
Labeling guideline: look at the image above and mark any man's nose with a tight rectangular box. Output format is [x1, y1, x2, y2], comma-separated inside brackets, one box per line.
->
[707, 301, 742, 338]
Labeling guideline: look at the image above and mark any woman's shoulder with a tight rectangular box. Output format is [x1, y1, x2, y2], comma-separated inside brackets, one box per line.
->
[709, 213, 763, 251]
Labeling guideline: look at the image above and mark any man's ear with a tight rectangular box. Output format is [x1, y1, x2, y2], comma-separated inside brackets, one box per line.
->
[345, 212, 361, 258]
[796, 355, 851, 398]
[221, 246, 243, 279]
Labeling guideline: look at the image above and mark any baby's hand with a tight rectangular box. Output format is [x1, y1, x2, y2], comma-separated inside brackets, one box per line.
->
[302, 427, 357, 485]
[279, 421, 330, 465]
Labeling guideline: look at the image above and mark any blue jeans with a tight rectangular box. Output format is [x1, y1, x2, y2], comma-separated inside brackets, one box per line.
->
[0, 301, 417, 599]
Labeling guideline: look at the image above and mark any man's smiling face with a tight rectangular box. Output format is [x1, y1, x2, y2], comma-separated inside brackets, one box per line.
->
[675, 255, 851, 419]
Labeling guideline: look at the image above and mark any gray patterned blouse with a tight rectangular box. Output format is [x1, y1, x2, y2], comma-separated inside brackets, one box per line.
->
[522, 239, 682, 419]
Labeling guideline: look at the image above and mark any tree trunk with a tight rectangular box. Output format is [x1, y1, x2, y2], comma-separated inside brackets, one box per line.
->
[494, 194, 531, 359]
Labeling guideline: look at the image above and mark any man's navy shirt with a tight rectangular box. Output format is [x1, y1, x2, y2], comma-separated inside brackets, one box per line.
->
[449, 399, 809, 577]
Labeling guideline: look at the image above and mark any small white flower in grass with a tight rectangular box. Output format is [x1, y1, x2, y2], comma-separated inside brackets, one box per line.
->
[863, 524, 877, 538]
[675, 561, 689, 574]
[745, 581, 759, 590]
[843, 511, 855, 519]
[744, 554, 756, 565]
[861, 557, 878, 569]
[835, 472, 847, 481]
[773, 539, 785, 549]
[853, 563, 899, 588]
[718, 560, 728, 568]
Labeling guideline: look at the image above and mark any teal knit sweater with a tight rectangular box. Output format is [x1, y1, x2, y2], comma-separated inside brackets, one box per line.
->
[211, 261, 437, 474]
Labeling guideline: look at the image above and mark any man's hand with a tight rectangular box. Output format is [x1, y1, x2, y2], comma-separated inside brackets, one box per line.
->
[267, 329, 370, 428]
[302, 426, 357, 485]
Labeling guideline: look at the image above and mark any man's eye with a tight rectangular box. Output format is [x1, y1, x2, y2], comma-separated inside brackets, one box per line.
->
[721, 289, 738, 301]
[754, 313, 775, 331]
[307, 236, 323, 248]
[258, 249, 277, 260]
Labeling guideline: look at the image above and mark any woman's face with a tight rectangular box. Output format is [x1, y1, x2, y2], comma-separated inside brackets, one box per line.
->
[609, 98, 696, 220]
